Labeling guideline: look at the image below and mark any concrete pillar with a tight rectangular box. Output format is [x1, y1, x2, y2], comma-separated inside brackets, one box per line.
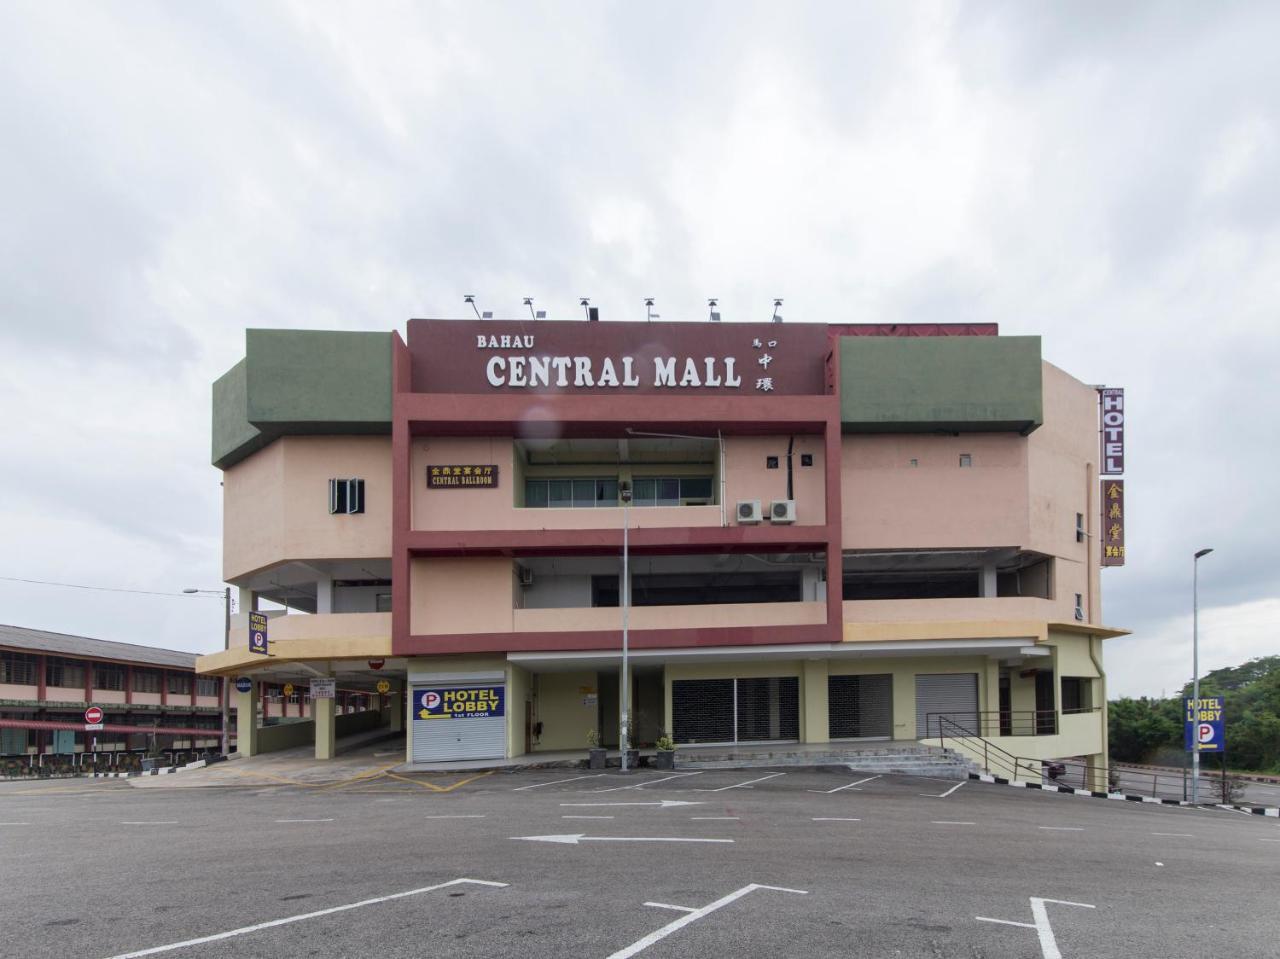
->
[237, 586, 255, 613]
[234, 682, 259, 757]
[316, 574, 334, 615]
[980, 560, 998, 598]
[983, 659, 1001, 737]
[387, 682, 403, 733]
[1086, 751, 1109, 792]
[314, 684, 336, 761]
[801, 660, 829, 744]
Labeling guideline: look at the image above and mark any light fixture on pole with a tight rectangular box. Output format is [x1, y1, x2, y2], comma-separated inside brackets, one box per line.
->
[464, 295, 482, 320]
[1190, 547, 1214, 804]
[619, 482, 632, 773]
[184, 586, 232, 757]
[708, 298, 720, 322]
[644, 298, 658, 322]
[523, 297, 536, 320]
[580, 297, 591, 321]
[772, 298, 784, 323]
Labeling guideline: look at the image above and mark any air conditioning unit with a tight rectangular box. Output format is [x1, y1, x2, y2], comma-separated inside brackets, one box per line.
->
[736, 500, 762, 524]
[518, 566, 535, 587]
[769, 500, 796, 524]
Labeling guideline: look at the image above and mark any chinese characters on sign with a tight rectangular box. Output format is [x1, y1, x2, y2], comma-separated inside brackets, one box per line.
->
[427, 465, 499, 489]
[1100, 388, 1125, 474]
[1101, 480, 1125, 567]
[751, 337, 779, 392]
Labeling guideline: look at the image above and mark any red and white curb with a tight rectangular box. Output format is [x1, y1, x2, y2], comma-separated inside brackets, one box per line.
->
[968, 772, 1279, 815]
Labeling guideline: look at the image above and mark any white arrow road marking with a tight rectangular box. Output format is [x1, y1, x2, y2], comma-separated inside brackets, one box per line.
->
[560, 800, 706, 809]
[606, 884, 807, 958]
[695, 772, 785, 791]
[512, 834, 734, 845]
[976, 897, 1095, 959]
[592, 772, 704, 792]
[808, 774, 881, 794]
[101, 878, 508, 959]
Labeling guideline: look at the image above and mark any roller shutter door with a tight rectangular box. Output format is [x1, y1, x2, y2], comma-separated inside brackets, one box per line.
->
[411, 684, 506, 762]
[829, 674, 892, 739]
[914, 673, 978, 739]
[672, 677, 798, 745]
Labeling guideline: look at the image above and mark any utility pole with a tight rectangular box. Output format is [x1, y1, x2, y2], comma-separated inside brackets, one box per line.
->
[1191, 547, 1213, 803]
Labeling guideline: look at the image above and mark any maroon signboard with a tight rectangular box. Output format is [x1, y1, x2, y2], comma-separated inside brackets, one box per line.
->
[1102, 479, 1125, 566]
[428, 464, 499, 488]
[1100, 388, 1125, 475]
[407, 319, 831, 396]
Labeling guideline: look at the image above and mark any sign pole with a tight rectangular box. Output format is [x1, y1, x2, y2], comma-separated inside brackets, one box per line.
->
[1190, 548, 1212, 803]
[620, 490, 631, 773]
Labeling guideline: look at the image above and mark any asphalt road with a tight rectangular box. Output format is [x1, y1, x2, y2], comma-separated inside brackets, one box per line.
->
[2, 766, 1277, 959]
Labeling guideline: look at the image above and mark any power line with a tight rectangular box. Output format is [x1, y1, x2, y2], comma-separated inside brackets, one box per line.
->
[0, 576, 218, 599]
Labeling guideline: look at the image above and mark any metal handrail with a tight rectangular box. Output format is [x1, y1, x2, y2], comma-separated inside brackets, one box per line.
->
[926, 714, 1043, 781]
[925, 709, 1061, 737]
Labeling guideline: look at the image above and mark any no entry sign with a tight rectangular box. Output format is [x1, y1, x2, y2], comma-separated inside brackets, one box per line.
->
[84, 706, 103, 724]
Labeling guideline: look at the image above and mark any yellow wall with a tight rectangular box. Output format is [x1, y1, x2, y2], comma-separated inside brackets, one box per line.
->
[506, 663, 531, 758]
[533, 671, 599, 751]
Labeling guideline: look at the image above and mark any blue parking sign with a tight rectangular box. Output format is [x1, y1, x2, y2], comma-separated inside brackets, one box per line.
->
[1184, 696, 1224, 752]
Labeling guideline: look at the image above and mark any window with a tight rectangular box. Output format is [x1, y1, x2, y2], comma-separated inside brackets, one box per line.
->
[524, 477, 618, 508]
[959, 454, 972, 467]
[167, 673, 192, 696]
[196, 676, 220, 697]
[94, 665, 125, 691]
[46, 656, 86, 689]
[329, 478, 365, 514]
[375, 593, 392, 613]
[766, 456, 779, 469]
[1074, 593, 1085, 621]
[132, 669, 162, 693]
[909, 458, 918, 468]
[800, 453, 813, 467]
[632, 476, 713, 506]
[1076, 513, 1086, 543]
[1061, 677, 1093, 713]
[0, 652, 38, 686]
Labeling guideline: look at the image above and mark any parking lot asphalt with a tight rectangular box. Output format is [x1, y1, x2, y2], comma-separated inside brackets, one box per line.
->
[2, 767, 1277, 958]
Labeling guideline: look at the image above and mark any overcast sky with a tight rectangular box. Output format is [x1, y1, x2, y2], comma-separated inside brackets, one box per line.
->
[2, 2, 1276, 698]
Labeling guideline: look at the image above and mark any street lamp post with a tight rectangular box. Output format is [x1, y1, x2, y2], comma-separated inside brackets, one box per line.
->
[619, 485, 632, 773]
[185, 586, 232, 757]
[1191, 548, 1214, 804]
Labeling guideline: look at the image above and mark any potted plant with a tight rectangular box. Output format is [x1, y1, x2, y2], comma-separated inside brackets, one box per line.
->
[654, 734, 676, 770]
[586, 728, 606, 770]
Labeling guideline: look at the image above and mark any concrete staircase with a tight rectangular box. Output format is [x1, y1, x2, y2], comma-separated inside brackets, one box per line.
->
[673, 742, 982, 779]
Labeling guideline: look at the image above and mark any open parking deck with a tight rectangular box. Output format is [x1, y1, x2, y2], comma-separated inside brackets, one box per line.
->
[2, 766, 1277, 959]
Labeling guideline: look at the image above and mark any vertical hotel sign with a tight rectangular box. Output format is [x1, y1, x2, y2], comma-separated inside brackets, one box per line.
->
[248, 612, 269, 655]
[1099, 387, 1126, 567]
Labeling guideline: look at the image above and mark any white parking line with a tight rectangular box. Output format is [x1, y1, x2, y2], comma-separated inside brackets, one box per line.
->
[920, 781, 966, 799]
[0, 822, 31, 826]
[691, 817, 739, 821]
[275, 819, 334, 824]
[977, 896, 1095, 959]
[812, 817, 861, 822]
[563, 815, 614, 819]
[808, 774, 880, 794]
[120, 821, 179, 825]
[513, 775, 605, 791]
[1037, 826, 1084, 832]
[424, 815, 486, 819]
[103, 878, 508, 958]
[695, 773, 785, 792]
[1152, 832, 1194, 837]
[606, 883, 807, 958]
[593, 772, 703, 792]
[932, 821, 975, 825]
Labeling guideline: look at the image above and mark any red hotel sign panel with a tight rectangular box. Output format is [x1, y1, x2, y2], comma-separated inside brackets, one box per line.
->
[1100, 388, 1125, 475]
[1102, 479, 1125, 566]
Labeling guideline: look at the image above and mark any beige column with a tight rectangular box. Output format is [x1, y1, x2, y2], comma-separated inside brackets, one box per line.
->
[314, 682, 336, 760]
[234, 682, 259, 757]
[801, 660, 830, 744]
